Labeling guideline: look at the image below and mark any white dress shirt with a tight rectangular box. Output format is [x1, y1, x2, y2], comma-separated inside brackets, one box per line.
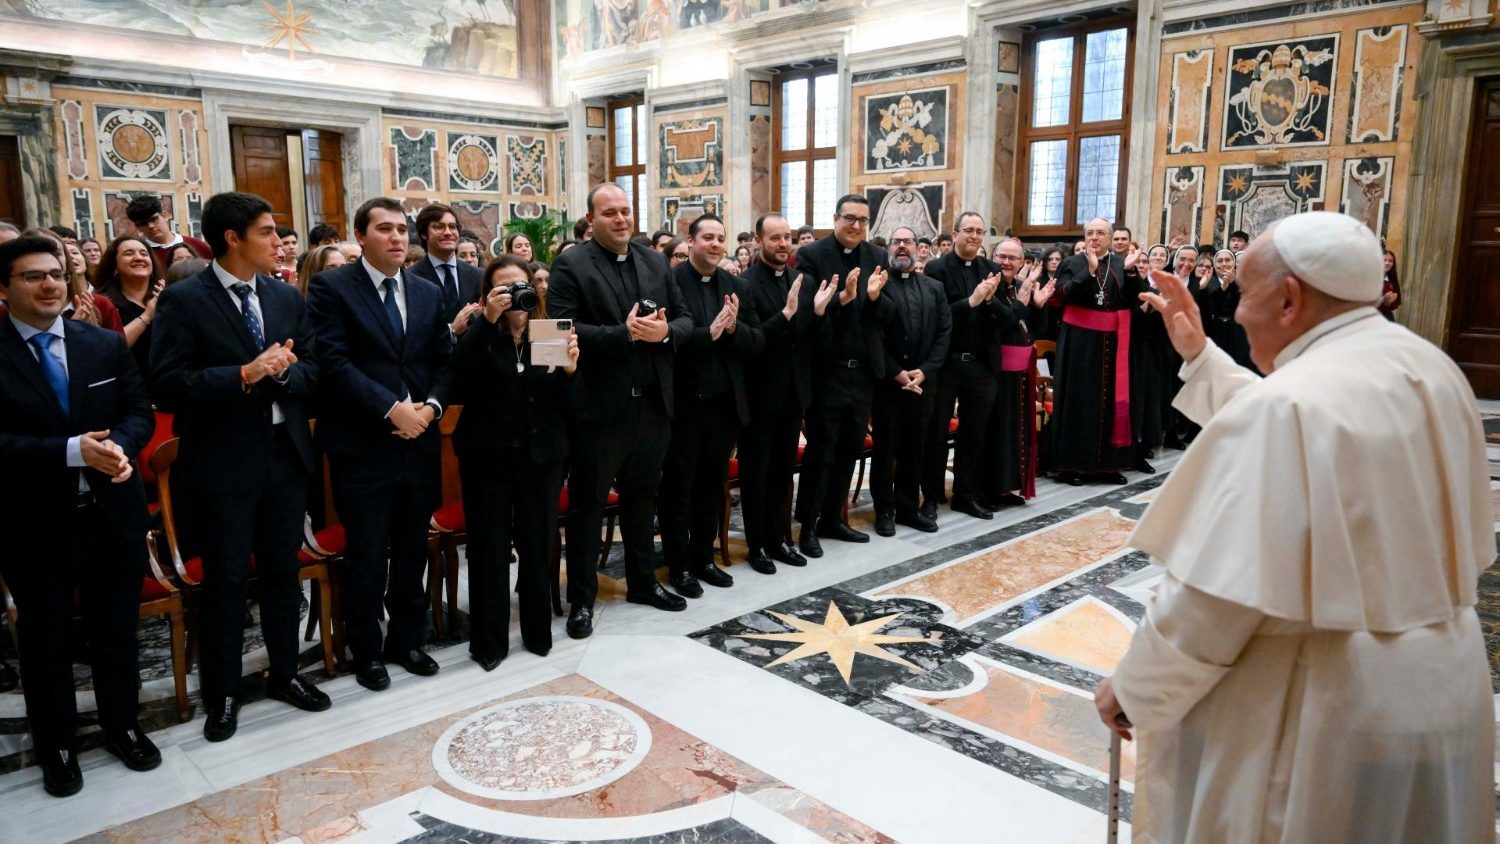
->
[212, 260, 285, 424]
[11, 314, 89, 490]
[359, 258, 442, 419]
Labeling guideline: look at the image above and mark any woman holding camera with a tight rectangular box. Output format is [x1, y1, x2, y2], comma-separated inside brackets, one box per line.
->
[452, 255, 578, 669]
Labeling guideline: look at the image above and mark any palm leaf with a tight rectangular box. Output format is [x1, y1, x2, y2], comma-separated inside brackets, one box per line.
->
[505, 211, 572, 265]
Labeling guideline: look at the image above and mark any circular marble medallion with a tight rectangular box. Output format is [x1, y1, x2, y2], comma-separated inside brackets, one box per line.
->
[432, 695, 651, 800]
[112, 124, 155, 164]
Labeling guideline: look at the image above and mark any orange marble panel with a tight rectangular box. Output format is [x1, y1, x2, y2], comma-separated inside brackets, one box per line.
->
[871, 509, 1137, 622]
[1167, 50, 1213, 154]
[908, 660, 1135, 781]
[1348, 25, 1406, 143]
[1007, 598, 1135, 675]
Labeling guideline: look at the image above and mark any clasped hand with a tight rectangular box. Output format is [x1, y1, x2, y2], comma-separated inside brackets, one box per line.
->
[389, 400, 434, 439]
[710, 293, 740, 341]
[245, 340, 297, 384]
[627, 302, 670, 343]
[80, 429, 132, 483]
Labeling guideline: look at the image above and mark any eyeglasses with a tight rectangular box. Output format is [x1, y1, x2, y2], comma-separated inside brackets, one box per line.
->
[672, 251, 689, 259]
[429, 223, 460, 232]
[837, 214, 870, 226]
[10, 269, 66, 283]
[957, 228, 985, 236]
[889, 237, 915, 246]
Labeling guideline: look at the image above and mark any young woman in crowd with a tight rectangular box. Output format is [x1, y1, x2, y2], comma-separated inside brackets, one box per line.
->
[457, 238, 481, 267]
[295, 243, 347, 296]
[1380, 249, 1401, 321]
[734, 244, 752, 272]
[95, 234, 165, 374]
[164, 242, 198, 267]
[666, 238, 688, 268]
[505, 233, 534, 262]
[1199, 249, 1253, 370]
[28, 228, 124, 333]
[530, 262, 550, 296]
[79, 236, 103, 273]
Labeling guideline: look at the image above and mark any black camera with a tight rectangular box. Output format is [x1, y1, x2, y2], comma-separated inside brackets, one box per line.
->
[637, 298, 659, 315]
[508, 281, 540, 313]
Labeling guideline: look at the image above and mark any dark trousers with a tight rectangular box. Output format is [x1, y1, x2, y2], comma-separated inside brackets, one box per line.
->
[459, 447, 559, 659]
[3, 506, 141, 754]
[193, 429, 308, 703]
[329, 446, 440, 662]
[921, 362, 960, 506]
[796, 370, 872, 525]
[923, 359, 998, 507]
[660, 396, 738, 573]
[738, 393, 802, 552]
[871, 379, 934, 516]
[566, 394, 671, 606]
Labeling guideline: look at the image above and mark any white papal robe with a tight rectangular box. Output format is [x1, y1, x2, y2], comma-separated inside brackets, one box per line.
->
[1112, 307, 1495, 843]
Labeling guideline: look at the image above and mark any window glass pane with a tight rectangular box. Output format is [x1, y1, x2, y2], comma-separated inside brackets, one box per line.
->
[1082, 28, 1128, 123]
[613, 106, 634, 167]
[1026, 139, 1068, 226]
[635, 104, 646, 163]
[812, 158, 837, 224]
[615, 174, 635, 223]
[634, 175, 647, 231]
[813, 72, 839, 148]
[1074, 135, 1121, 225]
[1031, 37, 1074, 128]
[780, 161, 807, 230]
[781, 77, 808, 151]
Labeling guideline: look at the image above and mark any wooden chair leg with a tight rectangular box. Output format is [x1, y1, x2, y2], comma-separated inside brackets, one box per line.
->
[549, 526, 564, 617]
[852, 455, 867, 505]
[598, 513, 617, 568]
[426, 535, 445, 640]
[315, 573, 335, 676]
[304, 581, 320, 642]
[443, 537, 460, 639]
[327, 563, 347, 667]
[168, 606, 190, 722]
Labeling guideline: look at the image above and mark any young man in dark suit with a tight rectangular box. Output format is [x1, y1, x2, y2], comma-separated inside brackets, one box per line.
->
[149, 192, 330, 742]
[406, 203, 483, 333]
[0, 236, 158, 796]
[306, 197, 454, 691]
[790, 194, 893, 558]
[659, 213, 764, 597]
[546, 183, 694, 637]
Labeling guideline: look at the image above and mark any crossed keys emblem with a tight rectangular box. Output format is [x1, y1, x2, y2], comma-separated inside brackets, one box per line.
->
[1226, 44, 1334, 146]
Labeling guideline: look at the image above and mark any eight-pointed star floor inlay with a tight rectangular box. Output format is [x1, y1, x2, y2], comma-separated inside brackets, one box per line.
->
[742, 600, 928, 685]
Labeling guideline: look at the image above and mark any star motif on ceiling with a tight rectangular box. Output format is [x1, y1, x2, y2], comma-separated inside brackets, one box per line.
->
[1294, 171, 1317, 191]
[1227, 174, 1248, 194]
[742, 601, 928, 685]
[262, 0, 320, 60]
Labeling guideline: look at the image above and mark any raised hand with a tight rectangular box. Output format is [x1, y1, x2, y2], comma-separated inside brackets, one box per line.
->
[1139, 269, 1207, 362]
[1124, 249, 1144, 271]
[1033, 278, 1057, 308]
[813, 276, 837, 316]
[483, 286, 513, 324]
[838, 268, 861, 306]
[866, 267, 888, 302]
[969, 273, 1000, 308]
[782, 273, 803, 319]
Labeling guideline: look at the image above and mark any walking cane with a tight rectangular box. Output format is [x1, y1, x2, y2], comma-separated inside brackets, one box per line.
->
[1106, 713, 1129, 843]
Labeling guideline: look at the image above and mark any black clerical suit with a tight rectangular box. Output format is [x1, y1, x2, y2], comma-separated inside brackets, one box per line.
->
[306, 260, 453, 663]
[546, 239, 693, 606]
[792, 235, 892, 528]
[407, 253, 483, 326]
[871, 269, 950, 519]
[451, 316, 568, 660]
[660, 261, 764, 577]
[1051, 252, 1139, 475]
[0, 316, 153, 757]
[739, 259, 814, 556]
[149, 265, 318, 706]
[921, 250, 1003, 510]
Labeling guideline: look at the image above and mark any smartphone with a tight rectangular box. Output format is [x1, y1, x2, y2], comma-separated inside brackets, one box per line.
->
[530, 319, 572, 368]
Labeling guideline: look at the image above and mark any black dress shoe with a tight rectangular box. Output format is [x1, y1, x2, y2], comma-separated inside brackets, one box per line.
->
[39, 749, 82, 797]
[951, 499, 993, 520]
[996, 492, 1027, 507]
[797, 525, 824, 558]
[1101, 472, 1129, 485]
[267, 676, 332, 712]
[471, 653, 503, 672]
[874, 513, 896, 537]
[524, 641, 551, 657]
[353, 660, 391, 691]
[566, 605, 594, 639]
[384, 647, 440, 677]
[766, 542, 806, 567]
[104, 728, 161, 772]
[1059, 472, 1083, 486]
[918, 501, 938, 522]
[0, 660, 17, 693]
[1134, 458, 1156, 475]
[895, 511, 939, 533]
[817, 521, 870, 543]
[694, 564, 733, 588]
[626, 583, 688, 611]
[669, 570, 704, 598]
[746, 548, 777, 575]
[203, 697, 241, 742]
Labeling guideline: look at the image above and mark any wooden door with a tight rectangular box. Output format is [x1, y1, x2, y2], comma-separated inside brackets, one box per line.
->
[230, 125, 294, 229]
[0, 135, 25, 227]
[1450, 78, 1500, 397]
[301, 130, 346, 241]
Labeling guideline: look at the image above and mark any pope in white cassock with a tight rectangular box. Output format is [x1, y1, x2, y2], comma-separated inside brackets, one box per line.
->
[1094, 211, 1494, 843]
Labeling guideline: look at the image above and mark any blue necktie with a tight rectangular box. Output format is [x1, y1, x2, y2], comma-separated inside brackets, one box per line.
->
[29, 333, 69, 415]
[381, 277, 405, 341]
[230, 283, 266, 348]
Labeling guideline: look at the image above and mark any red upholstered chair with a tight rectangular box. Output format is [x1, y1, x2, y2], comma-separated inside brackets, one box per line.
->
[549, 487, 621, 617]
[720, 454, 740, 568]
[427, 408, 465, 640]
[150, 437, 336, 678]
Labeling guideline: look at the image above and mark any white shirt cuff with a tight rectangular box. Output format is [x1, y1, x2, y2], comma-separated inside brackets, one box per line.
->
[66, 435, 85, 467]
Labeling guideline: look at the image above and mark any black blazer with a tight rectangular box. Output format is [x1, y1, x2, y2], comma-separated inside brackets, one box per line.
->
[305, 261, 454, 458]
[149, 267, 318, 491]
[878, 271, 952, 380]
[792, 234, 896, 379]
[0, 318, 153, 543]
[545, 239, 693, 423]
[450, 318, 570, 464]
[742, 259, 814, 413]
[925, 250, 1004, 359]
[407, 256, 483, 325]
[670, 262, 765, 425]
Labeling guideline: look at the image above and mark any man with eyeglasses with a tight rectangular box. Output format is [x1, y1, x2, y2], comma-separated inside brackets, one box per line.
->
[869, 227, 950, 536]
[408, 204, 484, 336]
[0, 236, 158, 796]
[791, 194, 891, 557]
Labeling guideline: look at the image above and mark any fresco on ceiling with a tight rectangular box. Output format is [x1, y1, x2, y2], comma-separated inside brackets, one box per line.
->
[0, 0, 527, 77]
[555, 0, 866, 60]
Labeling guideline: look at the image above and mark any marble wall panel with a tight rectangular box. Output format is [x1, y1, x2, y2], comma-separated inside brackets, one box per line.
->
[1347, 25, 1406, 143]
[851, 70, 965, 239]
[1339, 155, 1394, 239]
[389, 126, 439, 191]
[1222, 35, 1339, 149]
[991, 84, 1018, 234]
[60, 99, 87, 181]
[452, 200, 503, 257]
[177, 109, 202, 186]
[103, 190, 174, 240]
[659, 116, 723, 190]
[507, 134, 548, 196]
[868, 183, 945, 242]
[1215, 161, 1327, 241]
[94, 104, 172, 181]
[1160, 165, 1204, 245]
[447, 132, 500, 193]
[748, 113, 771, 222]
[585, 133, 608, 191]
[662, 193, 723, 238]
[184, 190, 204, 238]
[557, 136, 569, 199]
[864, 86, 949, 173]
[70, 188, 94, 239]
[1166, 50, 1213, 154]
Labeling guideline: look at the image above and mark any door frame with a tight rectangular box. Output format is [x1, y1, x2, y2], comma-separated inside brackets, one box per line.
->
[202, 89, 379, 236]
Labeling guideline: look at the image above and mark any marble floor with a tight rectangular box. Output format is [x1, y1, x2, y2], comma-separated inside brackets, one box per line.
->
[0, 425, 1492, 842]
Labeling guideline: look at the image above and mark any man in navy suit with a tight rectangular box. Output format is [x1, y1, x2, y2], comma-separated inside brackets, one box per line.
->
[150, 192, 330, 742]
[406, 203, 484, 333]
[0, 235, 158, 796]
[547, 183, 695, 637]
[306, 197, 453, 691]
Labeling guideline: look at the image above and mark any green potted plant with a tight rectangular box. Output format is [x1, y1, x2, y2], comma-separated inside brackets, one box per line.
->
[503, 210, 572, 265]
